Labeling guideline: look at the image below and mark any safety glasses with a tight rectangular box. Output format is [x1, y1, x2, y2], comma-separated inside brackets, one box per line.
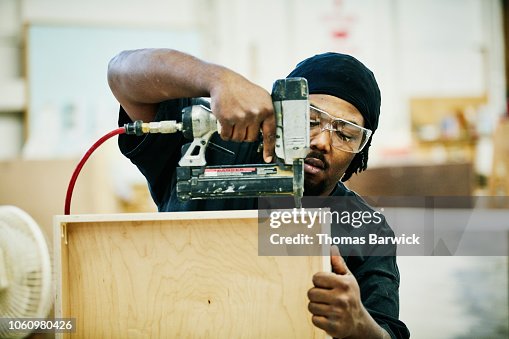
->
[309, 106, 372, 153]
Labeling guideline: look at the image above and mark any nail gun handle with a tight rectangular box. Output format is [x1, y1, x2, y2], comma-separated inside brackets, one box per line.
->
[179, 105, 221, 167]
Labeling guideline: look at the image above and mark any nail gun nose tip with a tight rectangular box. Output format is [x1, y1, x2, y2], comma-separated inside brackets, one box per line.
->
[294, 199, 302, 209]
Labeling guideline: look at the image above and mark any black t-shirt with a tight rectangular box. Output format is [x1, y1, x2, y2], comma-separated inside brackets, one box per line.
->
[118, 99, 410, 339]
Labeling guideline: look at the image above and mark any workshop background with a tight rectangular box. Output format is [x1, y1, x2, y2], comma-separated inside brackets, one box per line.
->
[0, 0, 507, 338]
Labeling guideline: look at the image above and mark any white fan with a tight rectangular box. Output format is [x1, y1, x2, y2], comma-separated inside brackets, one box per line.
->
[0, 205, 52, 339]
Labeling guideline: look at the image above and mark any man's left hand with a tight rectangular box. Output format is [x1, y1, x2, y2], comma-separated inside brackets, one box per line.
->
[307, 245, 388, 339]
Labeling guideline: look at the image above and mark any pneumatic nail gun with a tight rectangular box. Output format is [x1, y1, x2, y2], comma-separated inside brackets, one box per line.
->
[176, 77, 310, 208]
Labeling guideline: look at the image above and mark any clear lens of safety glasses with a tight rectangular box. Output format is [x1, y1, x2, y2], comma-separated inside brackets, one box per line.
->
[309, 106, 372, 153]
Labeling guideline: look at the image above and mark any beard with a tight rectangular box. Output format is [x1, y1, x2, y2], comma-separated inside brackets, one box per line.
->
[304, 177, 327, 196]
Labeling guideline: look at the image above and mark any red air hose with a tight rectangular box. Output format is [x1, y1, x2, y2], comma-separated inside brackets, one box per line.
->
[64, 127, 126, 215]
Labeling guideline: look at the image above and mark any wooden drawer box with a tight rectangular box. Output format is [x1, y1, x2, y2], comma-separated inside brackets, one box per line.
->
[54, 211, 327, 338]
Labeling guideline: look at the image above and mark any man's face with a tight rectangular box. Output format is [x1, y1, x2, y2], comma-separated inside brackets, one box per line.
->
[304, 94, 365, 196]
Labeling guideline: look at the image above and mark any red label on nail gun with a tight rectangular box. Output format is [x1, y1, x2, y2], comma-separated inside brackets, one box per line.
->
[204, 167, 256, 176]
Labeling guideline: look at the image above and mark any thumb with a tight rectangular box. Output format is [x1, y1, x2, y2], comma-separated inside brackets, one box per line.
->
[330, 245, 348, 275]
[261, 115, 276, 163]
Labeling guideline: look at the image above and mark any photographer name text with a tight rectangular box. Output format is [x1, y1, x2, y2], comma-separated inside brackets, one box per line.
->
[269, 233, 420, 245]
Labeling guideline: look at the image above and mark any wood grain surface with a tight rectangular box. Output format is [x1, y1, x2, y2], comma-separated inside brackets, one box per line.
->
[54, 211, 328, 338]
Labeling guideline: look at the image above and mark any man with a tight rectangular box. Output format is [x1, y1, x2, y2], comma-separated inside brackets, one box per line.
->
[108, 49, 410, 338]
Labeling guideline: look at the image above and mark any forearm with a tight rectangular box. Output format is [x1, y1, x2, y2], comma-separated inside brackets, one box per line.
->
[345, 307, 391, 339]
[107, 48, 230, 121]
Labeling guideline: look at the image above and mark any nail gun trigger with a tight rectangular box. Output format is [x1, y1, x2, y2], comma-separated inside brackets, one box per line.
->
[208, 141, 235, 156]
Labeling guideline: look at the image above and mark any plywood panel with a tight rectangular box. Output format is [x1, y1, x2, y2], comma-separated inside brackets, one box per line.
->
[54, 211, 328, 338]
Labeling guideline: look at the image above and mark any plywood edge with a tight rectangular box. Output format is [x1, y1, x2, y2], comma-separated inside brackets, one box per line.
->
[52, 215, 70, 339]
[53, 209, 260, 224]
[321, 216, 332, 273]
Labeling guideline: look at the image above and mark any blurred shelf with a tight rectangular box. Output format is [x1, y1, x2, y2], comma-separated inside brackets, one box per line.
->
[417, 138, 477, 147]
[410, 95, 486, 164]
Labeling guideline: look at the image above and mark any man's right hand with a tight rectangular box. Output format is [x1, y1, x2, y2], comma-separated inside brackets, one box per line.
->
[209, 71, 276, 163]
